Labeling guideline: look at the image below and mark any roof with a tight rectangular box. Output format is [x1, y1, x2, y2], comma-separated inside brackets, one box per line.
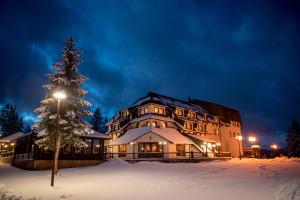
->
[87, 131, 111, 139]
[188, 134, 216, 143]
[131, 92, 207, 114]
[112, 127, 194, 145]
[0, 132, 25, 142]
[130, 114, 176, 123]
[191, 99, 243, 126]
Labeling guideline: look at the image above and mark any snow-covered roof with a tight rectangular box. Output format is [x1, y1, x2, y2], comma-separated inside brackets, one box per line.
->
[188, 134, 216, 143]
[112, 127, 194, 145]
[0, 132, 25, 143]
[130, 114, 176, 124]
[87, 131, 111, 139]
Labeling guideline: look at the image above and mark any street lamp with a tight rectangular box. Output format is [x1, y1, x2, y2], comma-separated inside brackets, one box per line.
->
[130, 141, 137, 159]
[248, 136, 256, 143]
[270, 144, 278, 157]
[235, 135, 243, 160]
[51, 91, 67, 187]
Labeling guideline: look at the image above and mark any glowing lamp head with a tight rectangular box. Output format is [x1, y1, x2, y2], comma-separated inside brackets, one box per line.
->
[53, 91, 67, 100]
[270, 144, 278, 149]
[251, 145, 260, 149]
[236, 135, 243, 141]
[248, 136, 256, 142]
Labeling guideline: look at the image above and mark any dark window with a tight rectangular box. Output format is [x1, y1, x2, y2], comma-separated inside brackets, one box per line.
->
[93, 139, 100, 154]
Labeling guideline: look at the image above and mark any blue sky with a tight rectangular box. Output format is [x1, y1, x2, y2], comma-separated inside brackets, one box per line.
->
[0, 0, 299, 148]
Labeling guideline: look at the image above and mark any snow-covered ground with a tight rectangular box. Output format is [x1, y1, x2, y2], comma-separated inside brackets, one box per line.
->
[1, 158, 300, 200]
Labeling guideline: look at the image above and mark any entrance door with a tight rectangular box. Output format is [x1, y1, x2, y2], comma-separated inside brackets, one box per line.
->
[138, 142, 163, 158]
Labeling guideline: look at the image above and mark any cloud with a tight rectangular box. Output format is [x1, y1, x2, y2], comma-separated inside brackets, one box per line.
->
[0, 0, 299, 146]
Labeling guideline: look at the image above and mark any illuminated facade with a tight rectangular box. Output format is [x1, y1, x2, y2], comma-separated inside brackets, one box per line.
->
[106, 92, 243, 159]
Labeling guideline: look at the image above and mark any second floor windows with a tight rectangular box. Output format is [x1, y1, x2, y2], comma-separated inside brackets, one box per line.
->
[198, 124, 207, 132]
[188, 112, 196, 119]
[139, 107, 148, 115]
[154, 107, 165, 115]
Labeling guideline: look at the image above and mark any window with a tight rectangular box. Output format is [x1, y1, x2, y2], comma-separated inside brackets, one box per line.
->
[121, 110, 129, 117]
[119, 144, 126, 152]
[93, 139, 100, 154]
[185, 122, 193, 130]
[161, 122, 167, 128]
[189, 112, 196, 119]
[201, 124, 206, 132]
[158, 108, 164, 115]
[152, 121, 157, 127]
[84, 139, 92, 154]
[176, 109, 183, 116]
[154, 107, 159, 113]
[229, 131, 232, 137]
[118, 144, 127, 157]
[139, 107, 148, 115]
[176, 144, 185, 156]
[233, 132, 236, 137]
[113, 124, 119, 131]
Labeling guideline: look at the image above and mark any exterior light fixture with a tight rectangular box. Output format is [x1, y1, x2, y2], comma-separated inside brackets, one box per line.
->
[53, 91, 67, 100]
[216, 142, 221, 146]
[248, 136, 256, 142]
[270, 144, 278, 149]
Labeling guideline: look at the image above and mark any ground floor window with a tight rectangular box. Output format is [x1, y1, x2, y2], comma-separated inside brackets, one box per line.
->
[119, 144, 127, 157]
[176, 144, 185, 156]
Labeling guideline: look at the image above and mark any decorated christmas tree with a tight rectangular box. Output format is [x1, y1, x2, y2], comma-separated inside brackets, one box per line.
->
[33, 38, 93, 174]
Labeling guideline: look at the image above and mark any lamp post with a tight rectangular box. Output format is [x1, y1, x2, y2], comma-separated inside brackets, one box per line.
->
[130, 141, 137, 159]
[270, 144, 278, 157]
[248, 136, 257, 157]
[51, 91, 67, 187]
[236, 135, 243, 160]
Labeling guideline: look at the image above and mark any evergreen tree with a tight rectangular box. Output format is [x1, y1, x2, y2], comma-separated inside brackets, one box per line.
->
[91, 108, 103, 132]
[286, 119, 300, 157]
[0, 104, 23, 137]
[33, 38, 93, 175]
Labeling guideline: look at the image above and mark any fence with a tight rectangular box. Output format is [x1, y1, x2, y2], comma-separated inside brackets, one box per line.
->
[105, 151, 231, 160]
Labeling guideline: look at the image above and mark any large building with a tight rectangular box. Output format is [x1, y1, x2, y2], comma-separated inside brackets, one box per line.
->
[106, 92, 243, 159]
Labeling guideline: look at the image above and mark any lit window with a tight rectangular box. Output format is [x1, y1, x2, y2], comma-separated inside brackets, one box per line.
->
[158, 108, 164, 115]
[152, 121, 157, 127]
[144, 107, 148, 114]
[161, 122, 166, 128]
[154, 107, 159, 113]
[176, 144, 185, 156]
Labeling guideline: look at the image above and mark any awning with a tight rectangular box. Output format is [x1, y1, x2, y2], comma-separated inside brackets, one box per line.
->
[112, 127, 194, 145]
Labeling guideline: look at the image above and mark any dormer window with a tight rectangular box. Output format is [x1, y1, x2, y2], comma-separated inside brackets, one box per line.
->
[121, 109, 129, 117]
[188, 112, 196, 119]
[176, 108, 183, 116]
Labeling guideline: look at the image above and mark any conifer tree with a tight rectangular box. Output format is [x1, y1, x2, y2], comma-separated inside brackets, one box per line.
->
[91, 108, 103, 132]
[33, 38, 93, 174]
[286, 119, 300, 157]
[0, 104, 23, 137]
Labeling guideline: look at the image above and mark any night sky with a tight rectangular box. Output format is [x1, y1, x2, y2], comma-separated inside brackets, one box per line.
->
[1, 0, 299, 148]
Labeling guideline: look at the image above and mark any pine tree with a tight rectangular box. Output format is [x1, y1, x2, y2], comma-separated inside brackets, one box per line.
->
[286, 119, 300, 157]
[0, 104, 23, 137]
[91, 108, 103, 132]
[33, 38, 93, 175]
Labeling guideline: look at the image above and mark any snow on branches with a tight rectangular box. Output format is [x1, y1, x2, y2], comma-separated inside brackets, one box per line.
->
[33, 38, 93, 149]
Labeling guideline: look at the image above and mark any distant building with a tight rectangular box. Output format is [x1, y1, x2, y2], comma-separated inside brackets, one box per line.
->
[106, 92, 243, 159]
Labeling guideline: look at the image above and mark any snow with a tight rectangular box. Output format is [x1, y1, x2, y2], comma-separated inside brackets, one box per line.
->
[0, 132, 24, 143]
[112, 127, 194, 145]
[1, 158, 300, 200]
[129, 114, 176, 123]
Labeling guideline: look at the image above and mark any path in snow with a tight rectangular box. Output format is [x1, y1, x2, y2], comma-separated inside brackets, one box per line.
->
[0, 158, 300, 200]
